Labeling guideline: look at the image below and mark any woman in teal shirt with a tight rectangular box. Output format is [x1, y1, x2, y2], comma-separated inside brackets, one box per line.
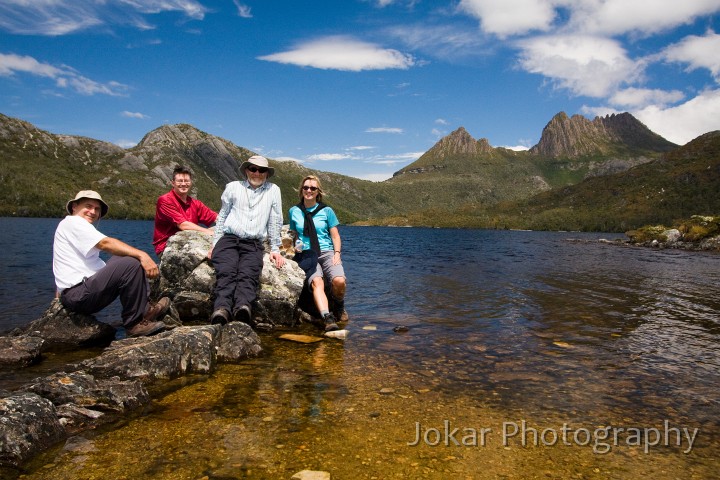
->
[289, 175, 346, 332]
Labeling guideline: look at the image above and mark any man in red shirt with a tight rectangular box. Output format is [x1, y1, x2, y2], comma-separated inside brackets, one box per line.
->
[153, 165, 218, 257]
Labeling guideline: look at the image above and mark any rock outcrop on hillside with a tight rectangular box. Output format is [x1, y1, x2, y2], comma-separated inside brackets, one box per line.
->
[530, 112, 677, 158]
[133, 124, 253, 185]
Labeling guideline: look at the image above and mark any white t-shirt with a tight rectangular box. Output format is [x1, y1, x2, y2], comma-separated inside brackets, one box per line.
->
[53, 215, 107, 291]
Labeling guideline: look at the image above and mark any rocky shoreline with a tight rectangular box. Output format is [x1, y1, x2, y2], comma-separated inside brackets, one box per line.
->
[0, 230, 334, 471]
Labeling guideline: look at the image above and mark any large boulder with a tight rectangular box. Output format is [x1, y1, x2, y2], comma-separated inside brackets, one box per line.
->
[8, 300, 116, 351]
[156, 230, 305, 327]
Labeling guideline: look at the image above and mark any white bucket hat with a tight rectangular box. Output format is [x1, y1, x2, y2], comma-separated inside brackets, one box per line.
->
[239, 155, 275, 179]
[66, 190, 109, 217]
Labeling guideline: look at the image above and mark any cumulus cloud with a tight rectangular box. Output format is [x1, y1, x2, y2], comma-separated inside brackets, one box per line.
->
[0, 52, 128, 95]
[0, 0, 207, 35]
[459, 0, 558, 38]
[661, 31, 720, 79]
[257, 36, 415, 71]
[609, 87, 685, 109]
[366, 127, 404, 133]
[633, 89, 720, 144]
[516, 35, 643, 98]
[566, 0, 720, 36]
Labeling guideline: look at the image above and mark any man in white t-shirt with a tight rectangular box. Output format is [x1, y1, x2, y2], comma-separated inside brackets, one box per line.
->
[53, 190, 170, 337]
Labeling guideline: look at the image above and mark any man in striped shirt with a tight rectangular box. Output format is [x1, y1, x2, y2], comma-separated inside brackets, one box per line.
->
[209, 155, 286, 327]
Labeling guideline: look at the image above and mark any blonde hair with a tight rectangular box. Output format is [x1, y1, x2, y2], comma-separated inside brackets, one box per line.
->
[298, 175, 324, 202]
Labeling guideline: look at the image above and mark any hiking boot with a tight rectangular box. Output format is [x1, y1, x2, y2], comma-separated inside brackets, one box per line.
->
[126, 318, 166, 337]
[232, 305, 255, 327]
[210, 308, 230, 326]
[144, 297, 170, 322]
[332, 299, 347, 323]
[323, 312, 340, 332]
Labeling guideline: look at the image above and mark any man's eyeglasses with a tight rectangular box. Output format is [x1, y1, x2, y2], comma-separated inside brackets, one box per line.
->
[302, 186, 318, 191]
[247, 166, 269, 174]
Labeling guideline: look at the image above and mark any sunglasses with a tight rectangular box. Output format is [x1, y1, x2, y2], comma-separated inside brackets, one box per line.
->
[247, 166, 268, 173]
[302, 186, 318, 191]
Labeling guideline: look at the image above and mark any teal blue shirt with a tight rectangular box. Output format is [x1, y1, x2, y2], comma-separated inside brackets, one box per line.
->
[289, 204, 339, 252]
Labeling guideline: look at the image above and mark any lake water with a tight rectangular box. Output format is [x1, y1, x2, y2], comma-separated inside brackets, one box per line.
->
[1, 217, 719, 479]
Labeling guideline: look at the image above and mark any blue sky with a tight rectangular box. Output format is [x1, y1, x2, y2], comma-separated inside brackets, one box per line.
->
[1, 1, 719, 181]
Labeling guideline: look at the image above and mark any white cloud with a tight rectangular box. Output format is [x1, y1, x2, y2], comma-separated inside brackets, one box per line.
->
[459, 0, 558, 38]
[502, 145, 530, 151]
[307, 153, 353, 161]
[458, 1, 720, 39]
[0, 0, 207, 35]
[516, 35, 642, 98]
[275, 156, 304, 164]
[121, 111, 149, 119]
[567, 0, 720, 36]
[257, 36, 415, 71]
[115, 139, 137, 148]
[348, 145, 375, 151]
[632, 89, 720, 145]
[356, 172, 394, 182]
[609, 87, 685, 109]
[386, 23, 489, 59]
[0, 52, 128, 96]
[435, 118, 449, 125]
[232, 0, 252, 18]
[661, 31, 720, 80]
[366, 127, 404, 133]
[371, 152, 424, 162]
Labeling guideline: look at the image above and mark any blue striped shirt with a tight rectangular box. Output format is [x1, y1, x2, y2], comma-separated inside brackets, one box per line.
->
[213, 180, 283, 252]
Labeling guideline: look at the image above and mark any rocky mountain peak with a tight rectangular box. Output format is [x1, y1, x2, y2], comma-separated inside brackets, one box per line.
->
[428, 126, 494, 158]
[530, 111, 677, 158]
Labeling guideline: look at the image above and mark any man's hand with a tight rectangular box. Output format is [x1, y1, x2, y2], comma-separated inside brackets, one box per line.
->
[270, 252, 285, 269]
[139, 252, 159, 279]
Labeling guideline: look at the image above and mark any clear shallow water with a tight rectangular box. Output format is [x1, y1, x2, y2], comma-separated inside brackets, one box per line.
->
[1, 218, 719, 479]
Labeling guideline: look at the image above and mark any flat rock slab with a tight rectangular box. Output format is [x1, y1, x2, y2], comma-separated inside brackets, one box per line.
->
[278, 334, 324, 344]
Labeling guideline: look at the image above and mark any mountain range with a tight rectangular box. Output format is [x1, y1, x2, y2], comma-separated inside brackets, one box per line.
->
[0, 111, 717, 232]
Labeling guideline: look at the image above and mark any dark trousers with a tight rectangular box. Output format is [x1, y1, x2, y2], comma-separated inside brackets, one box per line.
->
[212, 234, 264, 313]
[60, 256, 149, 327]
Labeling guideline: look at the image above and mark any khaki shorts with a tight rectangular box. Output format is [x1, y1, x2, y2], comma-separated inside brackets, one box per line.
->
[307, 250, 345, 286]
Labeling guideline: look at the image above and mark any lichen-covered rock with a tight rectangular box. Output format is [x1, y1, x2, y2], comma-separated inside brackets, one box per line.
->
[0, 393, 65, 468]
[156, 230, 305, 326]
[0, 336, 44, 367]
[22, 371, 150, 413]
[216, 322, 263, 362]
[75, 325, 220, 383]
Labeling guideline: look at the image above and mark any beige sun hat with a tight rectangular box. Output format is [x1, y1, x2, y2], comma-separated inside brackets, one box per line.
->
[66, 190, 109, 217]
[239, 155, 275, 179]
